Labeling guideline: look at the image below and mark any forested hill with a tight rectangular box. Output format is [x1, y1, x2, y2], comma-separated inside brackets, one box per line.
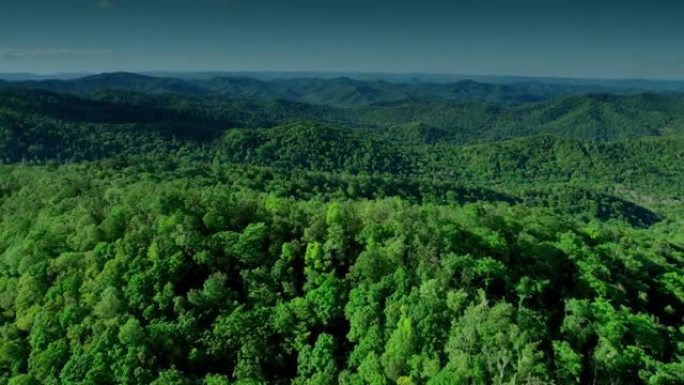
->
[0, 84, 681, 219]
[0, 75, 683, 385]
[363, 92, 684, 141]
[1, 87, 683, 149]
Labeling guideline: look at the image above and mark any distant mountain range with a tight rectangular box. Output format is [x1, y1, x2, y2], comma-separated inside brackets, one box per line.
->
[1, 76, 682, 155]
[3, 72, 684, 109]
[2, 70, 684, 92]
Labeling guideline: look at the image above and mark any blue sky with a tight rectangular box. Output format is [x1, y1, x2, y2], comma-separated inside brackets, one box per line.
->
[1, 0, 683, 78]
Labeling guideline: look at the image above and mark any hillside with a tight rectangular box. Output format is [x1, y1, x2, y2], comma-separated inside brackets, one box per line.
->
[2, 85, 684, 151]
[0, 86, 681, 229]
[357, 93, 684, 142]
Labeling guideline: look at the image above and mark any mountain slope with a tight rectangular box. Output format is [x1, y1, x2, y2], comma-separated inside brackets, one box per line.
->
[360, 93, 684, 142]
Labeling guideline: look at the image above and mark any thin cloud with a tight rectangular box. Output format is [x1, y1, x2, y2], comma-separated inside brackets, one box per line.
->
[182, 0, 239, 7]
[96, 0, 113, 8]
[0, 48, 112, 60]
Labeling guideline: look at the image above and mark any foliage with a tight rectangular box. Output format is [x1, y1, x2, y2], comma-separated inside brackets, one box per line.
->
[0, 75, 682, 384]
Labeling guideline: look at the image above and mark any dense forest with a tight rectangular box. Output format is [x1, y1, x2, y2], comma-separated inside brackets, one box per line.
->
[0, 74, 683, 385]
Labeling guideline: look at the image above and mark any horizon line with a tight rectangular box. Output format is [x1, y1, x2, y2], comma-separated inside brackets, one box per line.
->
[1, 69, 684, 83]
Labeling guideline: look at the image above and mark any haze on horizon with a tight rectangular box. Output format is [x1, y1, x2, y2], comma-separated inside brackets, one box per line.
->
[1, 0, 683, 80]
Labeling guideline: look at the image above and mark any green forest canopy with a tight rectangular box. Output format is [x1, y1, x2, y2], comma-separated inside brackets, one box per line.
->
[0, 74, 683, 385]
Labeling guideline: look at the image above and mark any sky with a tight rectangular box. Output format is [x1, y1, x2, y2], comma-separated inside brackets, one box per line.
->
[1, 0, 683, 79]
